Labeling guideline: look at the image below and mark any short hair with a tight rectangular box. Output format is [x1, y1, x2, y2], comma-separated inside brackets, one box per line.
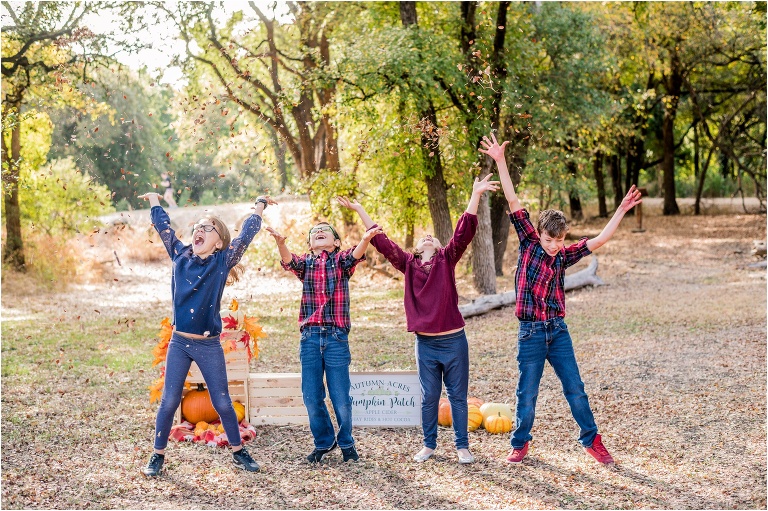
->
[537, 209, 568, 238]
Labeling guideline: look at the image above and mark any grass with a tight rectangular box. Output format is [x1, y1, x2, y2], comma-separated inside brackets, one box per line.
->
[1, 210, 766, 509]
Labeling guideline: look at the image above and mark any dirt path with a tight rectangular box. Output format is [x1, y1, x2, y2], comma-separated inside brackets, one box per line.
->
[2, 208, 766, 509]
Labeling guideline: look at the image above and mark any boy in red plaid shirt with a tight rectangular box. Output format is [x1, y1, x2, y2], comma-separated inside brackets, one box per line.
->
[479, 133, 642, 465]
[266, 220, 381, 464]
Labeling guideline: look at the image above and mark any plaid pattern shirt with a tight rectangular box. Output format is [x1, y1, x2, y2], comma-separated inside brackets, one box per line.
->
[510, 209, 591, 322]
[281, 248, 365, 332]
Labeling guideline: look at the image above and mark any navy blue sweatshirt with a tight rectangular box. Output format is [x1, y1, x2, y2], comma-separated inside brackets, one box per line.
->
[151, 206, 262, 336]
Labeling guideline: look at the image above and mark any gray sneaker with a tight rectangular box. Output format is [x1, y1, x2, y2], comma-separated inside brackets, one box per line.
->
[306, 441, 337, 463]
[232, 447, 260, 472]
[142, 453, 164, 477]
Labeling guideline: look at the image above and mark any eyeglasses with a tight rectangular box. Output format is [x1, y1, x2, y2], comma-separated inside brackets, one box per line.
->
[193, 223, 219, 235]
[309, 225, 334, 235]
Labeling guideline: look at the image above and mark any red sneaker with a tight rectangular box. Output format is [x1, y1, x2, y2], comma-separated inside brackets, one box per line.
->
[506, 442, 529, 464]
[584, 434, 614, 464]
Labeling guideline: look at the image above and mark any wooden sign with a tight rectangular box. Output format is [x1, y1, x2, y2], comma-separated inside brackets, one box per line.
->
[349, 371, 421, 427]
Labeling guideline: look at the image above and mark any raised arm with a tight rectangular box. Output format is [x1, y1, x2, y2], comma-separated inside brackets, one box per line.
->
[140, 192, 184, 258]
[352, 225, 384, 260]
[138, 192, 163, 208]
[265, 226, 293, 264]
[338, 196, 411, 272]
[586, 185, 643, 252]
[443, 177, 495, 264]
[225, 196, 276, 267]
[479, 132, 521, 213]
[337, 197, 376, 229]
[465, 174, 500, 215]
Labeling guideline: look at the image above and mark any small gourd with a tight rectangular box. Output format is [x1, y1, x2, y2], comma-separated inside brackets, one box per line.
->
[485, 412, 513, 434]
[467, 404, 484, 432]
[232, 401, 246, 423]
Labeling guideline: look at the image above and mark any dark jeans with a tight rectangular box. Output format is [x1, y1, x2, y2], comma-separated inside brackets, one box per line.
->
[299, 326, 354, 449]
[511, 317, 598, 449]
[415, 329, 470, 450]
[153, 333, 242, 450]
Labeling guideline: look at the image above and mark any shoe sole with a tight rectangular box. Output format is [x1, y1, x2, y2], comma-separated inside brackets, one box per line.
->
[505, 459, 525, 464]
[233, 460, 260, 472]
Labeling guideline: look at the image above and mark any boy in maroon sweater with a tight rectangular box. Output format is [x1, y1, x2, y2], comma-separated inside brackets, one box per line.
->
[480, 133, 642, 465]
[339, 174, 499, 464]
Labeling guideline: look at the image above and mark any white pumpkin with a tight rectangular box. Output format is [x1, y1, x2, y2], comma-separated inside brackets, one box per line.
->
[479, 402, 514, 427]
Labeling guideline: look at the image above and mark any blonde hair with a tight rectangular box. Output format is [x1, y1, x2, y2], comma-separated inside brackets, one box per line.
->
[200, 215, 244, 285]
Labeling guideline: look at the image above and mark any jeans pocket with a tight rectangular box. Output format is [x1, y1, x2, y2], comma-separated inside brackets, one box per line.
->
[332, 330, 349, 342]
[518, 325, 534, 341]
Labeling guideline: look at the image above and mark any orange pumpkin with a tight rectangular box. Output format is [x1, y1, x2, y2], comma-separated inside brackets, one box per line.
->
[485, 412, 513, 434]
[181, 383, 219, 423]
[467, 397, 485, 408]
[467, 404, 484, 431]
[437, 397, 452, 427]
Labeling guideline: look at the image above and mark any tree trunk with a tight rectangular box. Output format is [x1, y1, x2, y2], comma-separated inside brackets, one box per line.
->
[488, 2, 512, 277]
[421, 105, 454, 244]
[567, 158, 583, 221]
[1, 103, 26, 270]
[661, 50, 682, 215]
[625, 135, 643, 217]
[399, 1, 417, 25]
[405, 221, 414, 249]
[490, 194, 509, 276]
[609, 154, 623, 209]
[471, 156, 497, 294]
[593, 151, 607, 217]
[694, 147, 715, 215]
[400, 3, 454, 244]
[459, 256, 603, 318]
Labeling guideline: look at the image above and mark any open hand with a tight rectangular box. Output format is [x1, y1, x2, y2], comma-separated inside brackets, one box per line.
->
[361, 225, 384, 242]
[256, 195, 278, 207]
[336, 196, 362, 211]
[478, 132, 509, 162]
[472, 174, 501, 195]
[619, 185, 643, 213]
[265, 226, 287, 245]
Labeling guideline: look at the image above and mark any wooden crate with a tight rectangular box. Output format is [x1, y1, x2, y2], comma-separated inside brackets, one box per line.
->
[248, 372, 309, 425]
[175, 331, 251, 424]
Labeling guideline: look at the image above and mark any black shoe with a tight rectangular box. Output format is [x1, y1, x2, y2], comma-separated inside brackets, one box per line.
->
[232, 447, 260, 472]
[306, 441, 337, 463]
[142, 453, 164, 477]
[341, 445, 359, 462]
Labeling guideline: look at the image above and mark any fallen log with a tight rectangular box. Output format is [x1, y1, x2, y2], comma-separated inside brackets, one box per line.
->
[459, 256, 604, 318]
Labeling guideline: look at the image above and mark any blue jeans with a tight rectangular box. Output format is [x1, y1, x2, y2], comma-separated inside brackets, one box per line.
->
[299, 326, 354, 449]
[415, 329, 470, 450]
[153, 333, 242, 450]
[511, 317, 598, 449]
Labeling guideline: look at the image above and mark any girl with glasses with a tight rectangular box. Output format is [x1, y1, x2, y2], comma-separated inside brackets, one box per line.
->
[137, 192, 276, 476]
